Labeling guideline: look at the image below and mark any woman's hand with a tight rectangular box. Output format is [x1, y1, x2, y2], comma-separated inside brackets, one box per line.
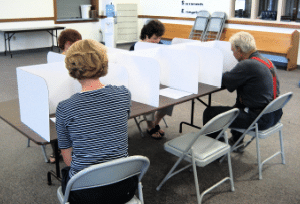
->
[61, 148, 73, 166]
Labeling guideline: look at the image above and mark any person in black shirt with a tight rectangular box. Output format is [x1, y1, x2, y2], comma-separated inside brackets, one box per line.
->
[203, 31, 282, 151]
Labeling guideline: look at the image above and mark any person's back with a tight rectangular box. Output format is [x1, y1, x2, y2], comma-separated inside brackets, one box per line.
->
[56, 39, 136, 203]
[56, 85, 131, 177]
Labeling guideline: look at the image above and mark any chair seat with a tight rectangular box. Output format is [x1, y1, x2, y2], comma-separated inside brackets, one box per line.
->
[57, 186, 141, 204]
[166, 132, 230, 167]
[232, 122, 283, 139]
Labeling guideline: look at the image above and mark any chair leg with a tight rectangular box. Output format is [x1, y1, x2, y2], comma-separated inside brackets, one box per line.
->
[279, 130, 285, 164]
[134, 117, 144, 137]
[138, 182, 144, 204]
[41, 145, 48, 163]
[227, 151, 235, 191]
[191, 150, 202, 204]
[255, 130, 263, 180]
[156, 156, 186, 191]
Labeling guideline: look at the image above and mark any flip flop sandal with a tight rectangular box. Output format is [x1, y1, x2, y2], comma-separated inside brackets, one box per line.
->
[155, 125, 165, 137]
[49, 154, 63, 164]
[147, 128, 162, 140]
[49, 155, 56, 164]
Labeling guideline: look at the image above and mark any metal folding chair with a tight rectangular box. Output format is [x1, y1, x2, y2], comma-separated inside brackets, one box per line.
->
[202, 12, 226, 41]
[189, 10, 210, 41]
[223, 92, 293, 180]
[156, 108, 240, 204]
[57, 156, 150, 204]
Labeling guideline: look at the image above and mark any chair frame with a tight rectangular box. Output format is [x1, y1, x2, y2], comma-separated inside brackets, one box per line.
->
[189, 10, 211, 41]
[222, 92, 293, 180]
[202, 12, 227, 42]
[57, 156, 150, 204]
[156, 108, 240, 204]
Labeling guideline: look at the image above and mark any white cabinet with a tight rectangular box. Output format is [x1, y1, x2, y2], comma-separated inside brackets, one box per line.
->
[115, 4, 138, 44]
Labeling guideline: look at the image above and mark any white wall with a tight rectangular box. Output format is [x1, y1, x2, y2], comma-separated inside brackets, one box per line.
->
[0, 0, 54, 19]
[1, 0, 300, 65]
[0, 0, 103, 52]
[140, 0, 230, 18]
[0, 21, 102, 52]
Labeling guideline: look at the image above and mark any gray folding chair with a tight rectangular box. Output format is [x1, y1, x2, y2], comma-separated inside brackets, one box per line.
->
[156, 108, 240, 204]
[189, 10, 210, 41]
[202, 12, 226, 41]
[225, 92, 293, 180]
[57, 156, 150, 204]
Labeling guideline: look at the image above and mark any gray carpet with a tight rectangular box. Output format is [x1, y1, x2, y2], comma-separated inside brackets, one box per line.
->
[0, 47, 299, 204]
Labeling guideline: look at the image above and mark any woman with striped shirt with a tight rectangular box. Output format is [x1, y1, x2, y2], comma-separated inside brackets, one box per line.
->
[56, 39, 136, 203]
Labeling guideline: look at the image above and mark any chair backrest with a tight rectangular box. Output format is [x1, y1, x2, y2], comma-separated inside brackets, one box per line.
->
[246, 92, 293, 131]
[203, 12, 226, 41]
[184, 108, 240, 151]
[189, 10, 210, 39]
[63, 156, 150, 202]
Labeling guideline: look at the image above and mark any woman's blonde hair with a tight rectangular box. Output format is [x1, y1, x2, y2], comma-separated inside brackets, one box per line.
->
[65, 39, 108, 80]
[229, 31, 257, 53]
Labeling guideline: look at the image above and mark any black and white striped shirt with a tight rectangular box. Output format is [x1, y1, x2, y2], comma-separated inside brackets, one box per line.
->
[56, 85, 131, 178]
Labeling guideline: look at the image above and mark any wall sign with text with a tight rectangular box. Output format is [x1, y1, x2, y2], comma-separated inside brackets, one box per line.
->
[181, 0, 204, 16]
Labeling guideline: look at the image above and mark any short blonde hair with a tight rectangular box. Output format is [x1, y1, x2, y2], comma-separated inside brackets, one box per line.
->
[65, 39, 108, 80]
[229, 31, 257, 53]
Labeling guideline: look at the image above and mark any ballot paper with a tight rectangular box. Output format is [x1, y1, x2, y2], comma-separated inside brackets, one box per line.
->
[160, 88, 193, 99]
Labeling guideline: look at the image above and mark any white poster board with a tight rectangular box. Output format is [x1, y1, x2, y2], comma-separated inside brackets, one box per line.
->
[17, 62, 81, 142]
[198, 40, 238, 72]
[171, 37, 202, 45]
[101, 62, 129, 88]
[116, 51, 160, 107]
[47, 51, 66, 63]
[134, 42, 199, 94]
[185, 44, 223, 87]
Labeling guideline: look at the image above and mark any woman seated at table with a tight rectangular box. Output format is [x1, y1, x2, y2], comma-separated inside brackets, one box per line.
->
[58, 28, 82, 54]
[130, 19, 165, 50]
[56, 39, 136, 203]
[130, 20, 173, 139]
[49, 28, 82, 164]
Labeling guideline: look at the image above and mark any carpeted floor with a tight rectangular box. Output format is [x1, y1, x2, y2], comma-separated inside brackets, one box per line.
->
[0, 46, 299, 204]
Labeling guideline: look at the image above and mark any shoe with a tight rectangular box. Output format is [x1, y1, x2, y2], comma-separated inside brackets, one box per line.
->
[155, 125, 165, 137]
[49, 154, 62, 164]
[147, 128, 162, 140]
[49, 155, 56, 164]
[228, 138, 245, 153]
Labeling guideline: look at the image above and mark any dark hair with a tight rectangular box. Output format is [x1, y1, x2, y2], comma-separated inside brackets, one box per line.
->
[58, 29, 82, 50]
[140, 20, 165, 40]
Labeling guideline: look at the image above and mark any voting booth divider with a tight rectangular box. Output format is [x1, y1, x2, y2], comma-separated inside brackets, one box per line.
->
[17, 62, 81, 142]
[16, 41, 237, 142]
[47, 51, 66, 63]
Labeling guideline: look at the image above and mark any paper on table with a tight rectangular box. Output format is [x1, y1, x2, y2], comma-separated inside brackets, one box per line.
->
[50, 117, 56, 123]
[160, 88, 193, 99]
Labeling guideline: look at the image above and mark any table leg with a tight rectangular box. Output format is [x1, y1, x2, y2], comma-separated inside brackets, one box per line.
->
[51, 30, 54, 51]
[47, 139, 61, 185]
[179, 94, 212, 133]
[8, 34, 13, 58]
[134, 117, 145, 137]
[4, 33, 7, 56]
